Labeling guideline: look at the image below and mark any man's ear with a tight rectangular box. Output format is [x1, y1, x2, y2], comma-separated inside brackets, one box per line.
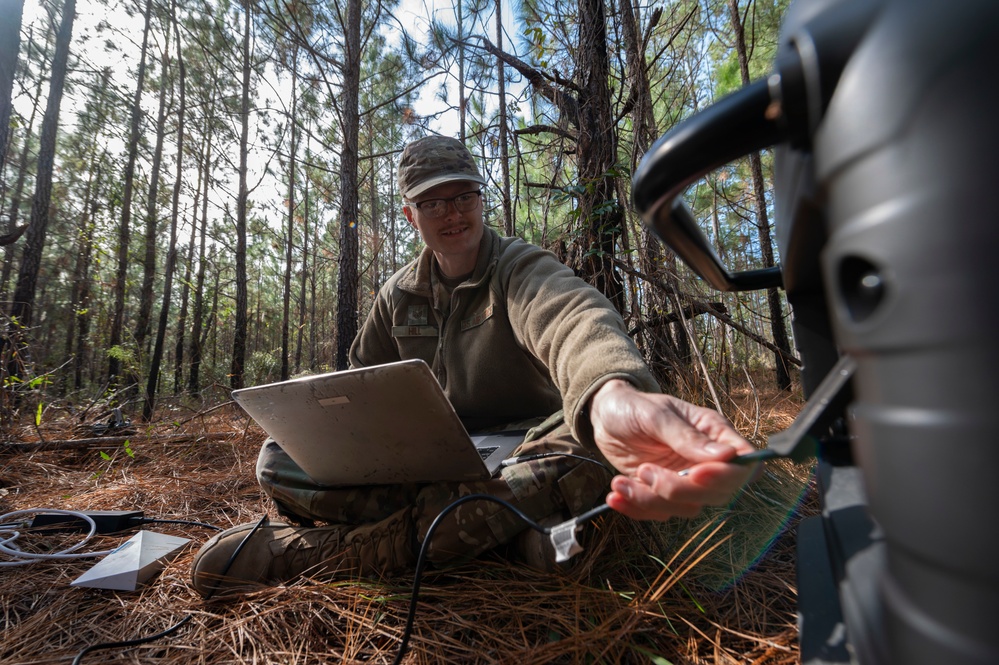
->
[403, 205, 416, 228]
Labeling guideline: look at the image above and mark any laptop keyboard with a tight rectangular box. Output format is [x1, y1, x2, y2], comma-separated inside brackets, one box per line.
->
[477, 446, 499, 460]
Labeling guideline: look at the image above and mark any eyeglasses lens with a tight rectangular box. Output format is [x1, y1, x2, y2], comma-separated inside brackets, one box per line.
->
[418, 192, 479, 218]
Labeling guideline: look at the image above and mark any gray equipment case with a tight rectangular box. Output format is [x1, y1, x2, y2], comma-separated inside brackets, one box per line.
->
[632, 1, 999, 663]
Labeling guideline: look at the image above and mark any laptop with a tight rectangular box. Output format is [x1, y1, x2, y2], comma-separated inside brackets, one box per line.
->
[231, 359, 525, 486]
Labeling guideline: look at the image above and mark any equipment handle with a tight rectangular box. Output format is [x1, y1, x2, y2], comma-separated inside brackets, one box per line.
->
[632, 79, 786, 292]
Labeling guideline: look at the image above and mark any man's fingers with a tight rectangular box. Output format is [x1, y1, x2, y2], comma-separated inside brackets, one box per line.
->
[607, 462, 755, 521]
[606, 483, 702, 521]
[675, 462, 756, 500]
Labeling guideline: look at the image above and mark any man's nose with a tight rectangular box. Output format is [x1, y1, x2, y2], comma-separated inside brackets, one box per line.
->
[442, 199, 462, 219]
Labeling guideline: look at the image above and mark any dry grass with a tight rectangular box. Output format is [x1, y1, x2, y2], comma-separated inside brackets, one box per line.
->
[0, 384, 811, 664]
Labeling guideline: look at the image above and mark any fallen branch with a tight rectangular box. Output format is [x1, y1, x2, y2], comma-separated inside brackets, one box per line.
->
[2, 430, 240, 452]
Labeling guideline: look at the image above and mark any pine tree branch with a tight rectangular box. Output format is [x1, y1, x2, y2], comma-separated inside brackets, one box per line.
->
[458, 35, 581, 129]
[0, 224, 27, 245]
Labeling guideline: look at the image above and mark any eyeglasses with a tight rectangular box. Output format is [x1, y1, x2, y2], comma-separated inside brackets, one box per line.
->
[409, 191, 481, 219]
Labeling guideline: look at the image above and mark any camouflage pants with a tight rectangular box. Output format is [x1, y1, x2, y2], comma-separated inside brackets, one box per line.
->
[255, 413, 613, 573]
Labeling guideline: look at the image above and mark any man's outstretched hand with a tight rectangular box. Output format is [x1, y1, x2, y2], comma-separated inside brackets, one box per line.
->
[588, 379, 758, 521]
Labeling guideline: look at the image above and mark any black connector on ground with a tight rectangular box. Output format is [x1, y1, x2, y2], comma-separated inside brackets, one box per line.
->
[29, 510, 145, 534]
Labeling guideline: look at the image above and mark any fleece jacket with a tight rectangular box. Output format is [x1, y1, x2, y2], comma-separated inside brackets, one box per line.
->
[349, 227, 660, 448]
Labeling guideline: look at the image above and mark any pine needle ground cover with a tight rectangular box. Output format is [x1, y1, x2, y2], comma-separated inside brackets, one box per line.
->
[0, 385, 810, 664]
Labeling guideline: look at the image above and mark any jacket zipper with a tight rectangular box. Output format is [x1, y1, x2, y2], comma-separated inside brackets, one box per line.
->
[435, 289, 460, 388]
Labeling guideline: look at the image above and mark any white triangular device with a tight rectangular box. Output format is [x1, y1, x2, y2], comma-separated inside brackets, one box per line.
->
[71, 531, 191, 591]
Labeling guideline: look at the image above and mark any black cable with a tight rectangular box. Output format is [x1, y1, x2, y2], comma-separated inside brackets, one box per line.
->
[499, 451, 612, 470]
[70, 615, 192, 665]
[202, 514, 270, 600]
[572, 502, 613, 524]
[68, 459, 606, 662]
[392, 495, 536, 665]
[391, 494, 610, 665]
[69, 516, 263, 663]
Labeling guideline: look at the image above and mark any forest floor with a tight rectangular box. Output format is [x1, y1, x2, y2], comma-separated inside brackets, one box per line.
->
[0, 381, 810, 664]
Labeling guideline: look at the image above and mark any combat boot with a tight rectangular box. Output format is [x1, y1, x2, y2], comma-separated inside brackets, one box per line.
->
[192, 508, 415, 597]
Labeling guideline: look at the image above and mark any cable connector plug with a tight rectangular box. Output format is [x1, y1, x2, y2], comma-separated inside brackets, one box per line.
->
[546, 503, 611, 563]
[549, 521, 584, 562]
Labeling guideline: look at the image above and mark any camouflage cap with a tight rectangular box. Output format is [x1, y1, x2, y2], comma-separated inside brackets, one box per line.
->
[398, 136, 486, 200]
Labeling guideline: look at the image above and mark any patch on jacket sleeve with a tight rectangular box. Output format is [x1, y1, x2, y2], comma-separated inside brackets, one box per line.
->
[406, 305, 429, 325]
[392, 325, 438, 338]
[392, 305, 436, 337]
[460, 304, 494, 331]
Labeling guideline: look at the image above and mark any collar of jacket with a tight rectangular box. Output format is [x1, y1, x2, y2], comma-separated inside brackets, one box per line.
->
[397, 226, 502, 298]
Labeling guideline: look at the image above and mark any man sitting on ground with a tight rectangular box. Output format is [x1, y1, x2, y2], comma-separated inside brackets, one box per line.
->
[191, 135, 756, 595]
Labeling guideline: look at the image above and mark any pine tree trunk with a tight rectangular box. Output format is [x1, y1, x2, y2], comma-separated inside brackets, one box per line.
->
[281, 48, 298, 382]
[620, 1, 693, 383]
[108, 0, 153, 384]
[134, 14, 173, 361]
[1, 29, 45, 301]
[294, 159, 309, 373]
[143, 3, 185, 421]
[209, 264, 219, 369]
[74, 194, 97, 390]
[0, 0, 24, 172]
[9, 0, 76, 329]
[456, 0, 465, 141]
[188, 97, 214, 397]
[727, 0, 793, 390]
[389, 158, 397, 272]
[73, 69, 113, 385]
[188, 188, 209, 396]
[62, 157, 100, 394]
[230, 0, 252, 389]
[575, 0, 624, 313]
[334, 0, 361, 371]
[495, 0, 513, 236]
[370, 136, 380, 293]
[173, 136, 203, 393]
[308, 189, 318, 369]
